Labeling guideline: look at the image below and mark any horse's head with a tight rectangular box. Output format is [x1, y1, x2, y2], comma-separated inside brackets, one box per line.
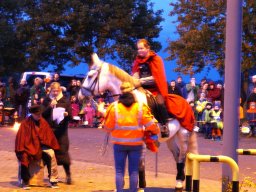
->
[78, 53, 103, 101]
[78, 53, 141, 102]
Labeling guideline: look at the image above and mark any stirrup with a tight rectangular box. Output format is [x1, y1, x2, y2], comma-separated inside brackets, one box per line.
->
[161, 124, 169, 138]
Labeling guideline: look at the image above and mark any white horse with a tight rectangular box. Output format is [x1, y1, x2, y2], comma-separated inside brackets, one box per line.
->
[78, 53, 198, 190]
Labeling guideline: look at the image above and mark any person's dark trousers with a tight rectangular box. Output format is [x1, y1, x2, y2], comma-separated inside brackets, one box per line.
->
[63, 164, 72, 184]
[204, 123, 212, 139]
[16, 103, 28, 120]
[114, 144, 142, 192]
[20, 165, 30, 185]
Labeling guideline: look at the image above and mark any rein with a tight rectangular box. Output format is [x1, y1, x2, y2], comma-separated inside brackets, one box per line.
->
[80, 65, 102, 97]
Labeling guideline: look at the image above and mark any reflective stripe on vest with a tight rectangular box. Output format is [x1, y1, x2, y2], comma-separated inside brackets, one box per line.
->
[111, 137, 143, 143]
[114, 102, 143, 130]
[143, 119, 155, 128]
[115, 125, 142, 130]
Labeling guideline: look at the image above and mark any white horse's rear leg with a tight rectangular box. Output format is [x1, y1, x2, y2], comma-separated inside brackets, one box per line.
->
[167, 127, 191, 190]
[188, 131, 198, 154]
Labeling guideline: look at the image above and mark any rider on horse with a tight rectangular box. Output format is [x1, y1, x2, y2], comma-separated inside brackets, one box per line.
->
[132, 39, 170, 137]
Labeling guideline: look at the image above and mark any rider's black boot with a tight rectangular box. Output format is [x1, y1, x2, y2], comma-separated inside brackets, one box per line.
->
[161, 124, 169, 138]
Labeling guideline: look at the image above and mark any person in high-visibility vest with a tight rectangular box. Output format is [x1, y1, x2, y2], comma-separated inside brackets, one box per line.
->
[104, 82, 160, 192]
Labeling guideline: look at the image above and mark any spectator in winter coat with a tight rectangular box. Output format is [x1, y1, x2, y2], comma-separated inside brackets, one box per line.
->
[6, 77, 18, 107]
[247, 75, 256, 97]
[247, 87, 256, 109]
[197, 82, 208, 100]
[202, 102, 213, 139]
[30, 77, 46, 105]
[0, 80, 6, 102]
[67, 79, 77, 97]
[207, 81, 221, 105]
[176, 76, 187, 98]
[15, 79, 30, 120]
[42, 82, 72, 185]
[168, 80, 182, 96]
[186, 77, 199, 103]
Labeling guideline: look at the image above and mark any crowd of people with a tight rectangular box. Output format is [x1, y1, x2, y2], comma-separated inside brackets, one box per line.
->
[168, 74, 256, 139]
[0, 73, 100, 128]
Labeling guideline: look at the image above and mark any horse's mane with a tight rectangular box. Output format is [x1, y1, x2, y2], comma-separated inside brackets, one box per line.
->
[107, 63, 141, 88]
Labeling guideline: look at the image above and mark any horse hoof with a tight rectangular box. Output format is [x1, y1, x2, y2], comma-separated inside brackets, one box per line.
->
[175, 180, 183, 191]
[138, 188, 145, 192]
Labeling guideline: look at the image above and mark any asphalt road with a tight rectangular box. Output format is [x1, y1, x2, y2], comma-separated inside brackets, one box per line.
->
[1, 126, 256, 182]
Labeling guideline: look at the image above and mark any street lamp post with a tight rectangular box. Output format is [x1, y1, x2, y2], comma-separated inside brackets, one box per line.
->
[222, 0, 242, 191]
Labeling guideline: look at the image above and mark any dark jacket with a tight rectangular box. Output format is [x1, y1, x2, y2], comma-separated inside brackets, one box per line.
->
[42, 95, 72, 165]
[15, 85, 30, 104]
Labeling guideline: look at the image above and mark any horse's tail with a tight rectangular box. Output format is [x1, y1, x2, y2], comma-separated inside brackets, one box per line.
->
[188, 131, 198, 154]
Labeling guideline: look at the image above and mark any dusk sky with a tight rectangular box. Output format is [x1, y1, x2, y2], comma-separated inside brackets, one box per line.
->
[62, 0, 222, 83]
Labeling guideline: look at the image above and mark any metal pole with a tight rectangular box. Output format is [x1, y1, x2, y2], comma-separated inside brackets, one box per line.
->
[155, 152, 158, 177]
[222, 0, 242, 191]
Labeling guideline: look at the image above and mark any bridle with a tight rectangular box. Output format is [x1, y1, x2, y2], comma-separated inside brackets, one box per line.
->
[80, 62, 121, 100]
[80, 64, 102, 97]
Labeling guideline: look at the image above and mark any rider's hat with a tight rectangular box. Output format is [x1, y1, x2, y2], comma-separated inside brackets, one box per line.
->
[120, 82, 134, 94]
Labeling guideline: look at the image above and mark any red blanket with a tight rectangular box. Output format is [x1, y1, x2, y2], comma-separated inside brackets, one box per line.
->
[165, 94, 195, 132]
[15, 116, 60, 166]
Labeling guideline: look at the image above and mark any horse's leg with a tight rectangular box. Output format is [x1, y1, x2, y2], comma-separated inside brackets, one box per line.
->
[166, 136, 180, 163]
[175, 127, 191, 190]
[188, 131, 198, 154]
[138, 145, 146, 190]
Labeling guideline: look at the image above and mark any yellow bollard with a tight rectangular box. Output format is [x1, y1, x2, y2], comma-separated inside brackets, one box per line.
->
[185, 153, 239, 192]
[237, 149, 256, 155]
[185, 156, 193, 191]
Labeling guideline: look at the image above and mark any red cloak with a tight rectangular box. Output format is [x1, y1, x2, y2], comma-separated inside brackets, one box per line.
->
[132, 51, 168, 97]
[165, 94, 195, 132]
[15, 116, 60, 167]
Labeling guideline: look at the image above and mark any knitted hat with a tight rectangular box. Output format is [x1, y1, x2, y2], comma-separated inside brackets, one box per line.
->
[206, 102, 212, 107]
[120, 82, 134, 93]
[29, 105, 42, 114]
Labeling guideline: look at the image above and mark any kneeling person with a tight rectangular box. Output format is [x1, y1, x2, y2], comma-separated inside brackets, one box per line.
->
[15, 105, 60, 189]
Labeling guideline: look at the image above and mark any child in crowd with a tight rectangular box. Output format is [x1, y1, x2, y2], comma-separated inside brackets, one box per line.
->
[210, 103, 223, 141]
[246, 102, 256, 136]
[83, 102, 95, 127]
[239, 98, 244, 126]
[195, 92, 208, 132]
[202, 102, 213, 139]
[69, 96, 80, 127]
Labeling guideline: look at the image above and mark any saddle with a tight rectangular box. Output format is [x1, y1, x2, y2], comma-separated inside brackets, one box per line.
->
[143, 89, 173, 123]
